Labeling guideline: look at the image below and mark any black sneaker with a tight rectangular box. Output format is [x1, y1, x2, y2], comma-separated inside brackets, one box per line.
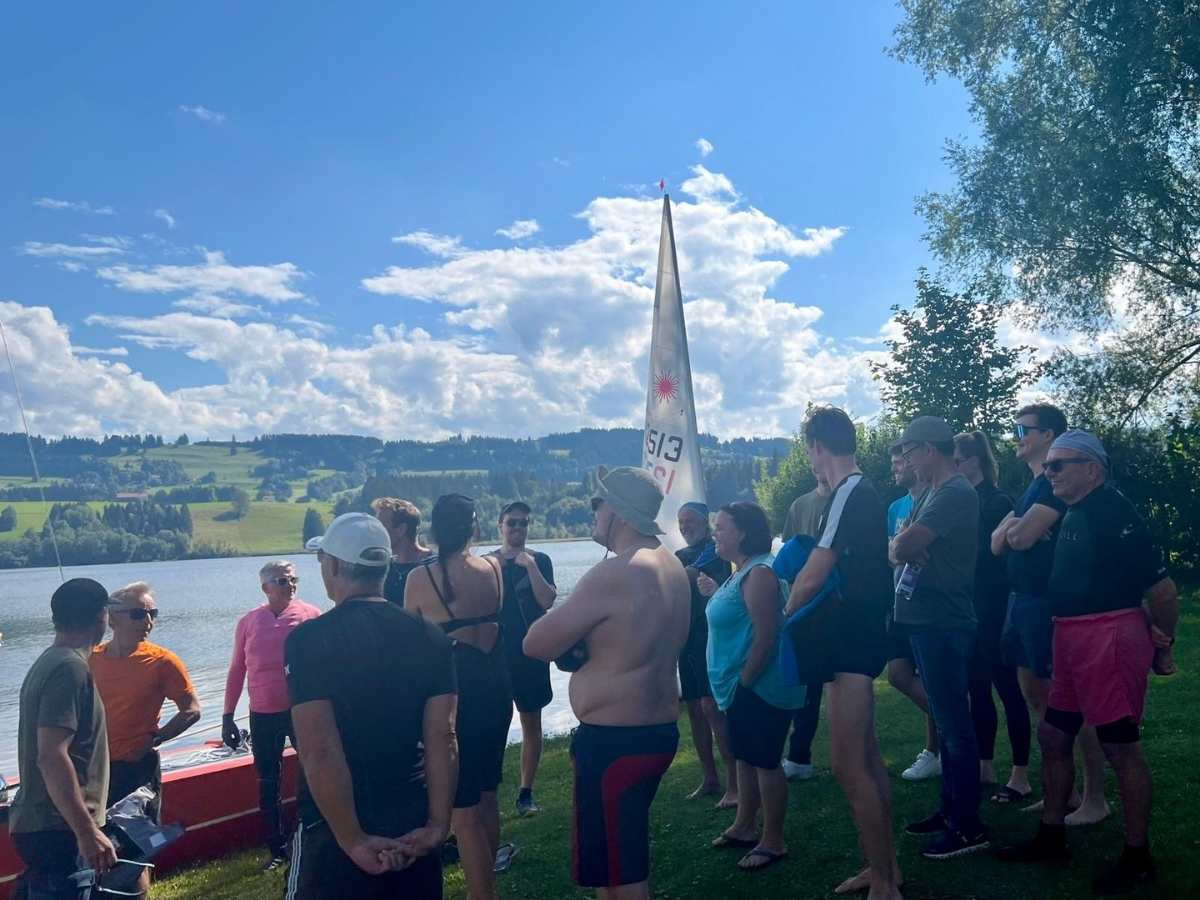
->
[1092, 848, 1156, 895]
[995, 833, 1071, 864]
[904, 812, 948, 835]
[516, 789, 540, 817]
[262, 854, 288, 872]
[920, 829, 990, 860]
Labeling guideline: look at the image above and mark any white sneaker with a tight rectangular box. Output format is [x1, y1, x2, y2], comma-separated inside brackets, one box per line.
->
[782, 760, 815, 781]
[901, 749, 941, 781]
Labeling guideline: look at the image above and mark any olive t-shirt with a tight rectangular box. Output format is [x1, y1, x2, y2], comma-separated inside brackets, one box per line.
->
[894, 473, 979, 631]
[11, 645, 109, 833]
[782, 488, 827, 542]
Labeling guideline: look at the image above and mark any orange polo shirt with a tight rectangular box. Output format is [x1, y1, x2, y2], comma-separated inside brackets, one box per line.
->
[89, 641, 196, 762]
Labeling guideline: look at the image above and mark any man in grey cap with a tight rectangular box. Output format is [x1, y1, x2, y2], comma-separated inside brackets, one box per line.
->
[524, 466, 690, 898]
[889, 415, 987, 860]
[286, 513, 458, 899]
[999, 432, 1179, 894]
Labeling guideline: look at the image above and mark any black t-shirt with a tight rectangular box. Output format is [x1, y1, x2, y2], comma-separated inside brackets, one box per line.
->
[1047, 485, 1168, 619]
[974, 482, 1013, 616]
[1006, 472, 1067, 595]
[382, 555, 436, 605]
[498, 550, 555, 655]
[816, 474, 893, 621]
[285, 599, 457, 835]
[676, 538, 732, 622]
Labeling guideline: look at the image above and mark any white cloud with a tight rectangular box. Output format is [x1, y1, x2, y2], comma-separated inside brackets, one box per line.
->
[97, 250, 306, 302]
[495, 219, 541, 241]
[33, 198, 115, 215]
[552, 156, 570, 168]
[72, 345, 129, 357]
[392, 231, 466, 258]
[679, 164, 740, 204]
[179, 104, 226, 124]
[171, 294, 262, 318]
[19, 241, 126, 260]
[695, 137, 714, 157]
[153, 209, 176, 230]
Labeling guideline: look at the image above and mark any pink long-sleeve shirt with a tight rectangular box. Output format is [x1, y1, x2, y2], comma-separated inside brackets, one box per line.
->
[224, 599, 322, 714]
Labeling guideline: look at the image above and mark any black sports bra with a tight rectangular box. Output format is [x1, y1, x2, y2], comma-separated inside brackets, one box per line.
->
[424, 557, 503, 636]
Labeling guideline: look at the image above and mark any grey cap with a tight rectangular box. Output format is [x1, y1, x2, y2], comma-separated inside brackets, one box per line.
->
[593, 466, 665, 536]
[892, 415, 955, 451]
[1050, 430, 1109, 470]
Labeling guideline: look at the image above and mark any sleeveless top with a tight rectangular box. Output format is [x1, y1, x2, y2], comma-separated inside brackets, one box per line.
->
[423, 557, 504, 645]
[705, 554, 806, 712]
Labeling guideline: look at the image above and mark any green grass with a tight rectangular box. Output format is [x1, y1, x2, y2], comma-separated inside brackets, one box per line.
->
[157, 605, 1199, 899]
[0, 500, 53, 541]
[138, 445, 269, 488]
[190, 501, 334, 554]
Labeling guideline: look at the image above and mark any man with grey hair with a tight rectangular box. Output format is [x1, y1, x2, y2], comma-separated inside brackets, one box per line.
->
[999, 431, 1179, 894]
[286, 513, 458, 898]
[223, 559, 321, 870]
[524, 466, 690, 898]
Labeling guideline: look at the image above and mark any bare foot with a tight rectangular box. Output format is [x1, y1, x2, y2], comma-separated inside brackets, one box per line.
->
[1024, 793, 1081, 814]
[687, 781, 721, 801]
[1065, 799, 1111, 826]
[1153, 647, 1177, 676]
[833, 865, 904, 895]
[715, 792, 738, 809]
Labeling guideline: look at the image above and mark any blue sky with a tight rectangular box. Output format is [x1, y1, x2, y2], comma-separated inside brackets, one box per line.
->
[0, 2, 981, 439]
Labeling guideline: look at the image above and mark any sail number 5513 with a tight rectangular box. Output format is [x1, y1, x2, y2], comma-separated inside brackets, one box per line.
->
[645, 428, 683, 462]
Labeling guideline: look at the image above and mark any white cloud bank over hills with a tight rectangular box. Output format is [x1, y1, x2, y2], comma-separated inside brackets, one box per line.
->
[3, 168, 893, 440]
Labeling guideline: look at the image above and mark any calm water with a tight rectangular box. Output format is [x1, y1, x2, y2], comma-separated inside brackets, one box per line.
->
[0, 540, 608, 777]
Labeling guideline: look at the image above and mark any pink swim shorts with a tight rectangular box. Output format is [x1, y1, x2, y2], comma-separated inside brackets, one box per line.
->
[1048, 607, 1154, 726]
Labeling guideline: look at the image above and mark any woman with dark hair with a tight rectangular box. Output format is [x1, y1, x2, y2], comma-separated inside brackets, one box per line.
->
[953, 432, 1031, 803]
[702, 501, 805, 872]
[405, 494, 513, 900]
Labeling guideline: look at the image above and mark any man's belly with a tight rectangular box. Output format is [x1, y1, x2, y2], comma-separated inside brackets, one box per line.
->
[569, 663, 678, 727]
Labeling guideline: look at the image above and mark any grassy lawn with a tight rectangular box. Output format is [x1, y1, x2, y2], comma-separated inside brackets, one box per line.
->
[190, 501, 334, 554]
[157, 604, 1198, 899]
[0, 500, 53, 542]
[139, 445, 269, 488]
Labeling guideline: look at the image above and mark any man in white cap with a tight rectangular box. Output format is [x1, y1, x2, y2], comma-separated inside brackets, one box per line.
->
[524, 466, 690, 900]
[999, 431, 1178, 894]
[285, 513, 458, 899]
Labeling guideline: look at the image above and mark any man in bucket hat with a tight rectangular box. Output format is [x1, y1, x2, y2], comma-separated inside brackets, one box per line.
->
[524, 466, 691, 898]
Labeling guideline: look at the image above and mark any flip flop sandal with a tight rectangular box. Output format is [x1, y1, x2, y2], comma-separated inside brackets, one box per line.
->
[992, 785, 1033, 805]
[711, 833, 759, 849]
[493, 842, 519, 874]
[738, 848, 789, 871]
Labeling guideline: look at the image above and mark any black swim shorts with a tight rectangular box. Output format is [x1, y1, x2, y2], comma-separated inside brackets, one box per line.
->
[570, 721, 678, 888]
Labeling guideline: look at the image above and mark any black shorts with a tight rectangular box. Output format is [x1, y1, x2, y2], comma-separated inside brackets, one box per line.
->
[1002, 591, 1054, 678]
[505, 652, 553, 713]
[12, 830, 91, 899]
[886, 614, 917, 664]
[287, 820, 442, 900]
[725, 684, 792, 770]
[828, 604, 888, 681]
[678, 615, 712, 701]
[454, 647, 514, 809]
[570, 721, 678, 888]
[107, 749, 162, 822]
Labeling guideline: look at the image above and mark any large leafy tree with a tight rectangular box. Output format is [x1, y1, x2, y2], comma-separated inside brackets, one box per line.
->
[893, 1, 1200, 424]
[869, 271, 1038, 432]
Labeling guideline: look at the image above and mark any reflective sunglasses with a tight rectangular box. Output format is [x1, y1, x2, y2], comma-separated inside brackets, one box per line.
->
[268, 575, 299, 587]
[1013, 423, 1049, 440]
[504, 518, 529, 528]
[111, 607, 159, 622]
[1044, 457, 1093, 474]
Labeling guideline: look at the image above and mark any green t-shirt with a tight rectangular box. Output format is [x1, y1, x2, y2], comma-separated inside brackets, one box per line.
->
[10, 645, 109, 833]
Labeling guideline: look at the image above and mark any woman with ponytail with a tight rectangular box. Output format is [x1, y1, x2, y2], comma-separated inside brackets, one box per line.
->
[405, 495, 513, 900]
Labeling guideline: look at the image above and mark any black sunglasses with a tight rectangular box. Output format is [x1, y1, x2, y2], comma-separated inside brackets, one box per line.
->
[590, 496, 604, 511]
[504, 518, 529, 528]
[268, 575, 299, 587]
[1013, 423, 1049, 439]
[111, 607, 158, 622]
[1044, 457, 1092, 474]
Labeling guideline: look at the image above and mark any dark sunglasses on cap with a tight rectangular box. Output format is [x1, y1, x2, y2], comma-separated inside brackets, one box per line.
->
[590, 496, 604, 511]
[110, 607, 159, 622]
[268, 575, 299, 587]
[504, 518, 529, 528]
[1044, 457, 1093, 474]
[1013, 423, 1050, 440]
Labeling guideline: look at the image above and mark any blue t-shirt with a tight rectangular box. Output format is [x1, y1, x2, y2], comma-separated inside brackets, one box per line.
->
[887, 493, 914, 539]
[706, 554, 806, 712]
[1006, 473, 1067, 595]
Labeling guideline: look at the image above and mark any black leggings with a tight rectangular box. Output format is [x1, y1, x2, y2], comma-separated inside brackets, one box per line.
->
[250, 710, 295, 856]
[786, 682, 824, 766]
[968, 650, 1031, 767]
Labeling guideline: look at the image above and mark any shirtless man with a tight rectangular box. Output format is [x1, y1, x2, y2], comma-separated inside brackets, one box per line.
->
[524, 466, 690, 900]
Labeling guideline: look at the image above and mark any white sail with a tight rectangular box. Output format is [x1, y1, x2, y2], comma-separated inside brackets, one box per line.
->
[644, 194, 705, 550]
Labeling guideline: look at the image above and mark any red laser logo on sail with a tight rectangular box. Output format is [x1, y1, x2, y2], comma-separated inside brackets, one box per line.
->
[653, 370, 679, 404]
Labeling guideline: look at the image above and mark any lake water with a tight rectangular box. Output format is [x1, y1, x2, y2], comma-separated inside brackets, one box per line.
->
[0, 540, 608, 778]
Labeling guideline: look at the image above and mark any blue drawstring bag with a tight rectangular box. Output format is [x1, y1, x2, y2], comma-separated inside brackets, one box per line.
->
[773, 535, 842, 686]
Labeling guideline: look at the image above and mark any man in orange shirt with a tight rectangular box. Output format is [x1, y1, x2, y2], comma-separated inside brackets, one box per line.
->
[90, 581, 200, 896]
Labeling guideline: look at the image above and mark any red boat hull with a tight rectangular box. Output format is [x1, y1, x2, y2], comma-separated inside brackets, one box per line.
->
[0, 746, 298, 898]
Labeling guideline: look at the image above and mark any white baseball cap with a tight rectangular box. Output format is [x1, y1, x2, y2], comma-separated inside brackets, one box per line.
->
[305, 513, 391, 566]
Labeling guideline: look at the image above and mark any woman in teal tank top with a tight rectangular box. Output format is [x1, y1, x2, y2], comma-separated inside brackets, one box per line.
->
[704, 501, 805, 872]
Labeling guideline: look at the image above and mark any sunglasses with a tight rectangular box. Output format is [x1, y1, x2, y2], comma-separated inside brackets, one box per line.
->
[111, 607, 158, 622]
[268, 575, 299, 587]
[1044, 457, 1093, 474]
[1013, 423, 1049, 439]
[590, 496, 604, 511]
[504, 518, 529, 528]
[898, 443, 922, 460]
